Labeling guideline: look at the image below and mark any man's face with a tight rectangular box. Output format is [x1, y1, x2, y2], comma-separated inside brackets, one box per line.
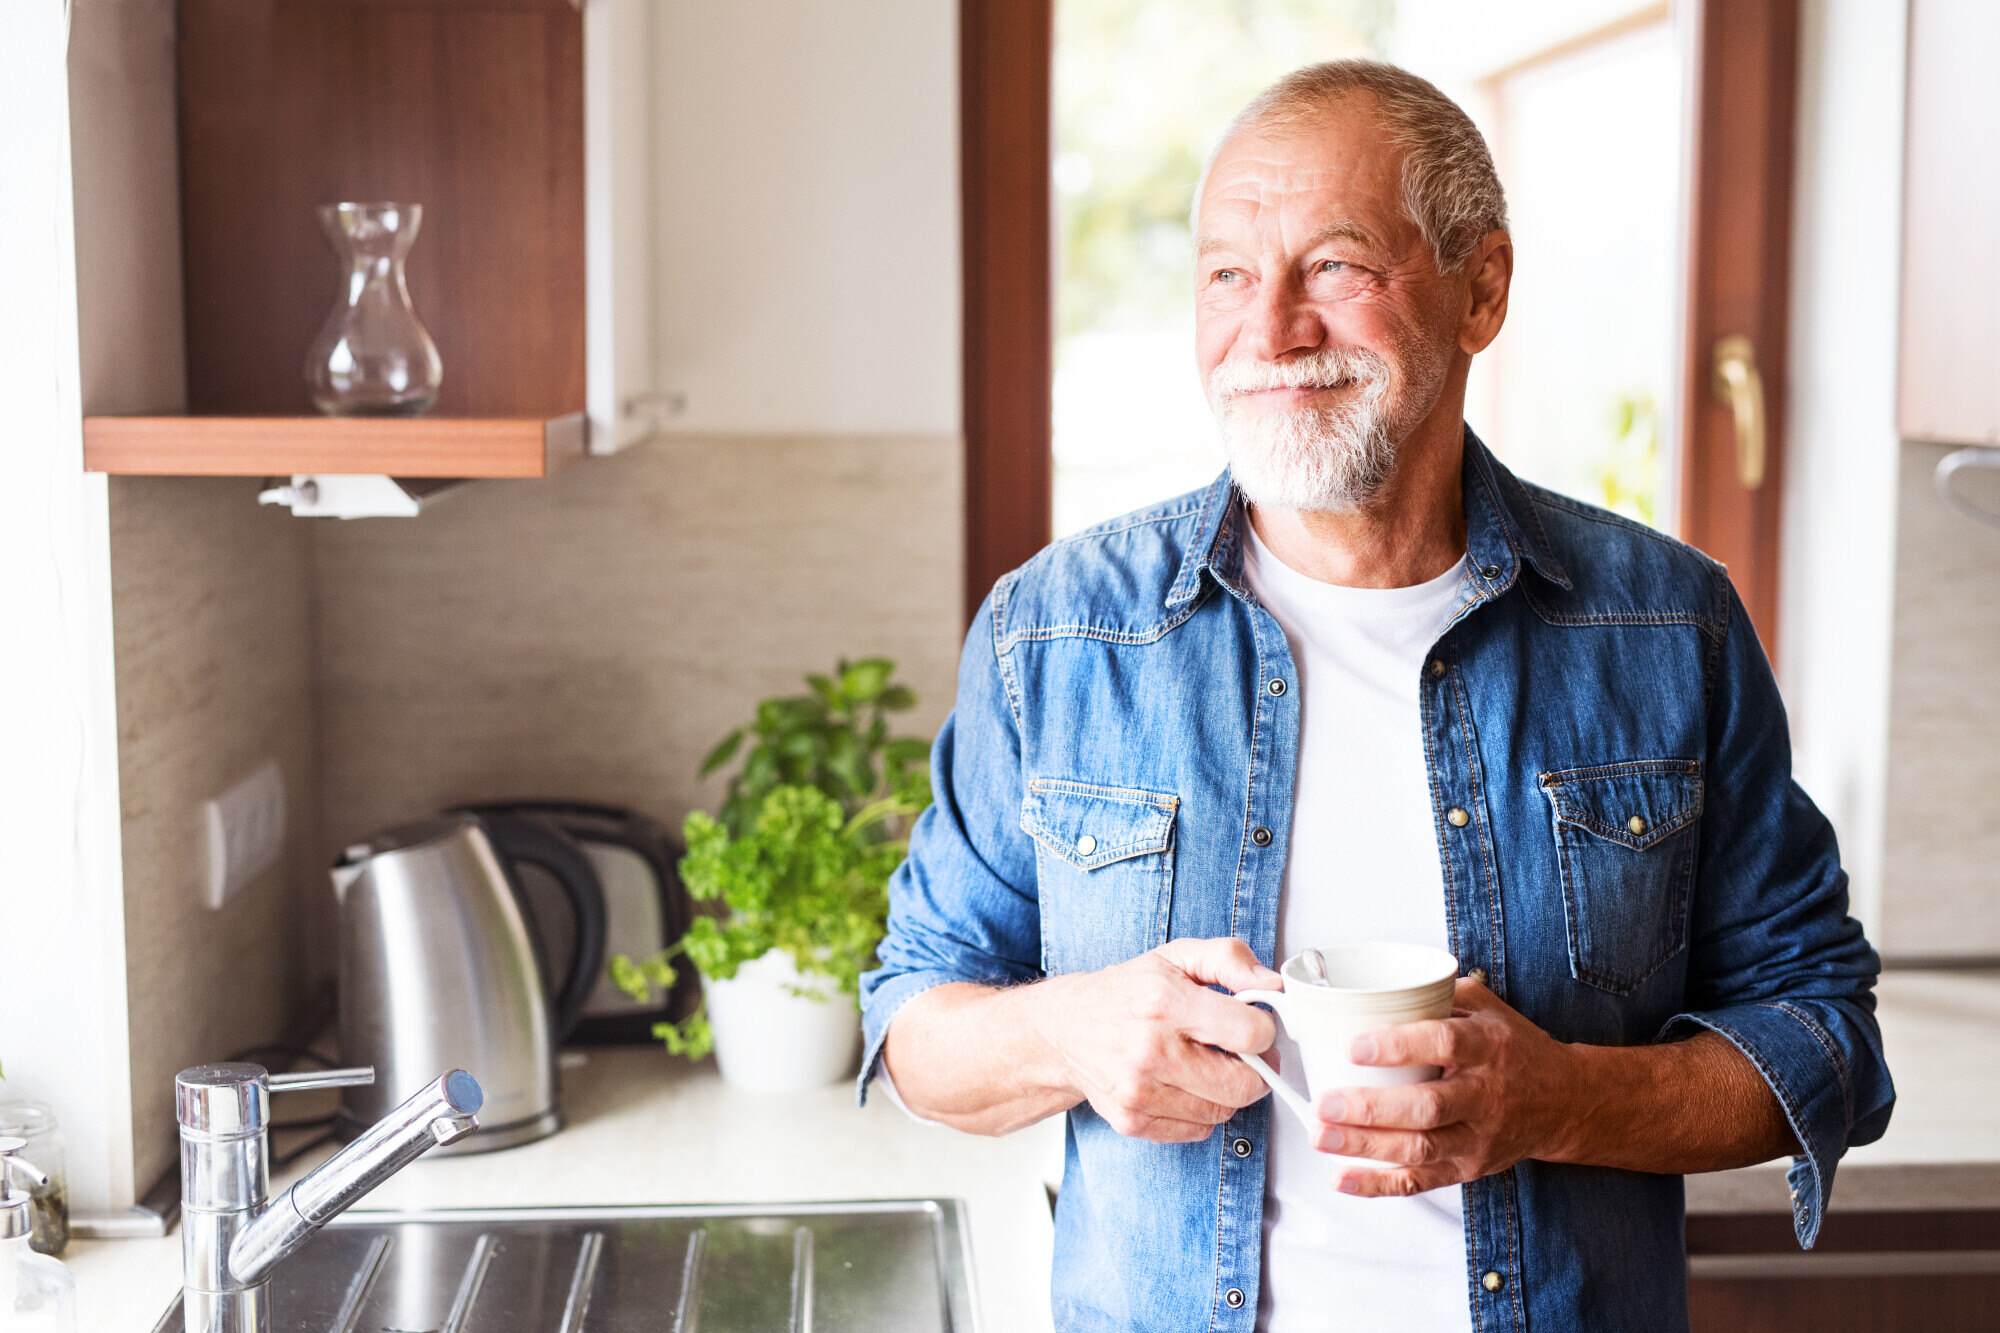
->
[1194, 96, 1469, 512]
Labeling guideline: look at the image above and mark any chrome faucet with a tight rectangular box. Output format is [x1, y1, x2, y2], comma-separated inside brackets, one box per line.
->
[176, 1061, 481, 1333]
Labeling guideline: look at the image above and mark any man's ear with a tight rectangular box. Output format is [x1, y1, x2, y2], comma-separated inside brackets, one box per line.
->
[1458, 230, 1512, 355]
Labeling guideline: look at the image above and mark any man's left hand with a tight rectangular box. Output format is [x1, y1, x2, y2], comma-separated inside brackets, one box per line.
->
[1312, 977, 1585, 1197]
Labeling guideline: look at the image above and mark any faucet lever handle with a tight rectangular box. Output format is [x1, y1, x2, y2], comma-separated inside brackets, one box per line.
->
[0, 1137, 48, 1193]
[269, 1066, 375, 1093]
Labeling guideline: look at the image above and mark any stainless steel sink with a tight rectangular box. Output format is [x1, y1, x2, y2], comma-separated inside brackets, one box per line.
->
[150, 1200, 979, 1332]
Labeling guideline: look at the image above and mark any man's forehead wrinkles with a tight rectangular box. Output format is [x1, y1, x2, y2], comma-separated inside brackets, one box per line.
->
[1195, 206, 1394, 257]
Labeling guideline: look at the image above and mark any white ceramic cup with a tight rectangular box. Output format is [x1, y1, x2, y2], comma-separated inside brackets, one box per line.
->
[1232, 942, 1461, 1166]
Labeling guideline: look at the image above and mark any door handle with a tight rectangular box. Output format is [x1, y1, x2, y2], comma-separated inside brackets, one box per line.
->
[1711, 334, 1766, 489]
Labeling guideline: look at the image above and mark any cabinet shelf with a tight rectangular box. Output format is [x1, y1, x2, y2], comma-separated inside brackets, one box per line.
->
[82, 412, 587, 479]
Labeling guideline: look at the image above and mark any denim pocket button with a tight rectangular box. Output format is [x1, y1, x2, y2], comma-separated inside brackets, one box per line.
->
[1075, 834, 1096, 856]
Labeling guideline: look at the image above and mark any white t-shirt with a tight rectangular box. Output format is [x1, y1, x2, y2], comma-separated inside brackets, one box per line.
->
[1239, 518, 1473, 1333]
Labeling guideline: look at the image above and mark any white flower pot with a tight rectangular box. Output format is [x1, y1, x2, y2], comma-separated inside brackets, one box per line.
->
[703, 948, 862, 1092]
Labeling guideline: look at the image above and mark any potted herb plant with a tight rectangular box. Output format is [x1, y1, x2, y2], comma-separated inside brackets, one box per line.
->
[612, 658, 932, 1092]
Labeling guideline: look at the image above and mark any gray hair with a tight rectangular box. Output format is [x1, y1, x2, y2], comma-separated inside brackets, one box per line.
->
[1193, 59, 1508, 276]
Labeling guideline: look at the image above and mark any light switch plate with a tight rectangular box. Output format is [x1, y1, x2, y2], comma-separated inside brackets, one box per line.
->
[203, 760, 287, 909]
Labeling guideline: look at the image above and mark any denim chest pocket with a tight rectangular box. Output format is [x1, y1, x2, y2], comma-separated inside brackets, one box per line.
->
[1021, 779, 1178, 976]
[1538, 760, 1703, 995]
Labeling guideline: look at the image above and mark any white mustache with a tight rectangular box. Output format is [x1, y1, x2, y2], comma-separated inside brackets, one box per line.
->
[1207, 346, 1390, 402]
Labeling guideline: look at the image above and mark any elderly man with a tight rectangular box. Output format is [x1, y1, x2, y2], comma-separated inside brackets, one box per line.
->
[860, 59, 1892, 1332]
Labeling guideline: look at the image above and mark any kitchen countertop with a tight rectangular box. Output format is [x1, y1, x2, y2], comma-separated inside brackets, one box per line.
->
[66, 968, 2000, 1329]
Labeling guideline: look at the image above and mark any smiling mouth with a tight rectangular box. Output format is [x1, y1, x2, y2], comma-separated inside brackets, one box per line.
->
[1236, 379, 1353, 399]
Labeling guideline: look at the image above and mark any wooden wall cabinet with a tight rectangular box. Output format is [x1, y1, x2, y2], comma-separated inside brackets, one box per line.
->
[1897, 0, 2000, 447]
[84, 0, 654, 480]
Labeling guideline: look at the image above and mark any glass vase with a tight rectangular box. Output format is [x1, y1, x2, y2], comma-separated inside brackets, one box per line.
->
[305, 201, 443, 417]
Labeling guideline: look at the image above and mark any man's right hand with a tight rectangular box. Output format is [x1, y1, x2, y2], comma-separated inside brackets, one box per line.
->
[1035, 938, 1283, 1143]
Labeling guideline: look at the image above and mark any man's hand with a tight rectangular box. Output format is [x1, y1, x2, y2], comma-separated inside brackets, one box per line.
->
[1037, 938, 1282, 1144]
[1311, 977, 1584, 1197]
[1309, 977, 1798, 1196]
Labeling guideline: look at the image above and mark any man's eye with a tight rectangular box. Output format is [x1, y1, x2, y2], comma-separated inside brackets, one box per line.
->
[1318, 260, 1347, 273]
[1213, 269, 1241, 283]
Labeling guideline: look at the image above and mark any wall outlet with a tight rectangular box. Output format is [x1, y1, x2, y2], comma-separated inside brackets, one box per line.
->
[203, 760, 287, 909]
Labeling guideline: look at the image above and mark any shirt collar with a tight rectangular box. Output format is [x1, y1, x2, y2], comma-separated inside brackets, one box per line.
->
[1163, 424, 1571, 609]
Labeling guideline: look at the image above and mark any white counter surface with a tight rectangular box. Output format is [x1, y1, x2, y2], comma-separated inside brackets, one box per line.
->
[66, 969, 2000, 1329]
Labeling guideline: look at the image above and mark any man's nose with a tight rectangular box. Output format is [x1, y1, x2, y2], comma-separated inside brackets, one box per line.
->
[1240, 275, 1324, 363]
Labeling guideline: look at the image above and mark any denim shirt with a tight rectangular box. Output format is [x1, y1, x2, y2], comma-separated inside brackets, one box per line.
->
[859, 430, 1893, 1332]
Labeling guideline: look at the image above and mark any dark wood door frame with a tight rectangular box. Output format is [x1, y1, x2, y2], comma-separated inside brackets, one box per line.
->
[960, 0, 1054, 621]
[1678, 0, 1800, 661]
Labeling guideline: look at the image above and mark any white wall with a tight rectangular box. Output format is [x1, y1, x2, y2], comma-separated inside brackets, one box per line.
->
[0, 4, 136, 1212]
[1777, 0, 1907, 937]
[649, 0, 961, 435]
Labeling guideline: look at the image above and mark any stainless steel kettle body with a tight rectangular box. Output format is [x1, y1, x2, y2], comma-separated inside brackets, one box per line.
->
[332, 816, 562, 1154]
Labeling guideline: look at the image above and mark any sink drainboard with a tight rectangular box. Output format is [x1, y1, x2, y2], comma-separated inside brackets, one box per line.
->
[150, 1200, 978, 1333]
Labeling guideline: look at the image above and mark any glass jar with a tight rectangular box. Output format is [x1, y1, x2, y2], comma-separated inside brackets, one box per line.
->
[304, 201, 444, 417]
[0, 1103, 66, 1257]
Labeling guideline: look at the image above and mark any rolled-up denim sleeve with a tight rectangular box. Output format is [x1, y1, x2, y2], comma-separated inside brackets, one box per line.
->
[857, 582, 1042, 1105]
[1661, 579, 1894, 1248]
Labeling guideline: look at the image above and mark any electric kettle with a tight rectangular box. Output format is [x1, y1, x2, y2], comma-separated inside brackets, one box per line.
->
[330, 813, 606, 1154]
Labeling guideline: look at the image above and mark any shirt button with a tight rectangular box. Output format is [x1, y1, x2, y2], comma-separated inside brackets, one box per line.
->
[1225, 1287, 1246, 1308]
[1251, 826, 1273, 847]
[1627, 814, 1648, 836]
[1429, 658, 1446, 678]
[1468, 966, 1489, 985]
[1481, 564, 1502, 579]
[1446, 807, 1470, 828]
[1482, 1270, 1505, 1293]
[1267, 677, 1287, 696]
[1075, 834, 1096, 856]
[1232, 1137, 1253, 1158]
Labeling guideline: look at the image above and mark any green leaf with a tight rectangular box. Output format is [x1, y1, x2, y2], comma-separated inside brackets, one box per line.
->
[699, 728, 746, 777]
[805, 673, 839, 705]
[754, 698, 789, 734]
[653, 1008, 714, 1059]
[877, 685, 916, 711]
[739, 744, 781, 793]
[608, 953, 653, 1002]
[884, 737, 931, 769]
[841, 659, 893, 703]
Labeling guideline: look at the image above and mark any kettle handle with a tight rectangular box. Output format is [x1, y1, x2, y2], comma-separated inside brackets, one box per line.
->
[479, 816, 609, 1042]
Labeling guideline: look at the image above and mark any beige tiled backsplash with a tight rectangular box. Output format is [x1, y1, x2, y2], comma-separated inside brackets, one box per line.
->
[107, 432, 963, 1190]
[1880, 441, 2000, 957]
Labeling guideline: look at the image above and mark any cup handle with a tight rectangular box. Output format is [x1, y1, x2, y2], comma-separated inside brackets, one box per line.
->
[1231, 990, 1318, 1134]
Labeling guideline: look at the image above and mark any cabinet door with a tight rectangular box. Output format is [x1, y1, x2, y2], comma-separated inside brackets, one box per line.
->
[1898, 0, 2000, 447]
[584, 0, 656, 454]
[1689, 1209, 2000, 1332]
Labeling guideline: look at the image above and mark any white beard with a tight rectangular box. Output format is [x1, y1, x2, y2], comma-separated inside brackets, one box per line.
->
[1207, 343, 1433, 513]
